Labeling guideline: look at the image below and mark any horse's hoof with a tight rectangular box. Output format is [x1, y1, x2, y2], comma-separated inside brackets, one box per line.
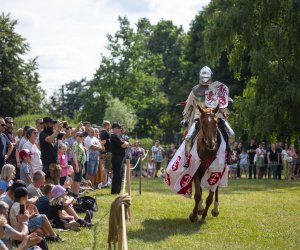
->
[211, 209, 219, 217]
[189, 213, 198, 223]
[200, 216, 206, 222]
[197, 209, 204, 215]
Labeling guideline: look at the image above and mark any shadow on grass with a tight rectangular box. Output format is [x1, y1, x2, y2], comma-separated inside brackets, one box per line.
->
[127, 218, 205, 242]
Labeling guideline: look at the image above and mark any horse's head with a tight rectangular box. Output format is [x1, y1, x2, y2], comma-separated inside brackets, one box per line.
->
[197, 105, 219, 151]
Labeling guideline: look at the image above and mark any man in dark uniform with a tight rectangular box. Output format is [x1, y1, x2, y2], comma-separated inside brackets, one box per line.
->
[110, 123, 129, 194]
[247, 139, 257, 179]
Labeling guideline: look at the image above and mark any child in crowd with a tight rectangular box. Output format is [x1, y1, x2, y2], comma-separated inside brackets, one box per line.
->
[19, 149, 34, 186]
[58, 143, 72, 186]
[147, 159, 155, 177]
[48, 185, 80, 230]
[239, 149, 249, 178]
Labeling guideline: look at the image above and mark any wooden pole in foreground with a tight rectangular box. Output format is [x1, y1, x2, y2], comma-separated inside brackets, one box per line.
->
[121, 204, 128, 250]
[118, 204, 128, 250]
[139, 156, 142, 195]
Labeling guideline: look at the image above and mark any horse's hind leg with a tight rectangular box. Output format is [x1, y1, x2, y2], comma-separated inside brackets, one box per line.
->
[211, 187, 219, 217]
[201, 190, 214, 220]
[189, 176, 201, 222]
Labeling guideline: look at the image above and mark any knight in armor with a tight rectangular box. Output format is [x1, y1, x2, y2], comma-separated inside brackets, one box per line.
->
[181, 66, 235, 162]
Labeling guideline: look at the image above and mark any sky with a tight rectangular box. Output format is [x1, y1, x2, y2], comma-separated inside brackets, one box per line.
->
[1, 0, 210, 95]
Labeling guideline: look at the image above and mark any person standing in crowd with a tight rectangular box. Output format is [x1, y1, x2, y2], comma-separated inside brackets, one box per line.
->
[247, 139, 257, 179]
[19, 149, 34, 186]
[130, 141, 144, 177]
[57, 143, 71, 186]
[62, 126, 76, 165]
[84, 128, 102, 187]
[94, 128, 100, 139]
[0, 118, 13, 172]
[232, 142, 241, 179]
[3, 117, 17, 169]
[282, 144, 291, 180]
[14, 128, 23, 147]
[276, 141, 283, 180]
[267, 144, 277, 179]
[39, 117, 64, 183]
[167, 144, 176, 165]
[18, 125, 31, 151]
[151, 140, 164, 178]
[236, 142, 243, 178]
[288, 144, 298, 179]
[239, 148, 249, 178]
[256, 143, 266, 179]
[83, 121, 91, 137]
[110, 123, 129, 194]
[100, 120, 112, 186]
[35, 118, 43, 149]
[72, 131, 86, 197]
[23, 128, 43, 173]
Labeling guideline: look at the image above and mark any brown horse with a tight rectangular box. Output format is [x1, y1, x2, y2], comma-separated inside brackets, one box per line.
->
[189, 105, 221, 222]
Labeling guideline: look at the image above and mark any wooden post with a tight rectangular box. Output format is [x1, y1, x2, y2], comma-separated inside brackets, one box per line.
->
[121, 204, 128, 250]
[139, 156, 142, 195]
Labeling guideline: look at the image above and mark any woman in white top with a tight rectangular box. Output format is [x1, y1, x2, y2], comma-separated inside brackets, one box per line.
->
[22, 128, 43, 173]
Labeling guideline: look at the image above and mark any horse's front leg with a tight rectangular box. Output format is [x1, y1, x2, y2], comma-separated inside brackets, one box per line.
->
[197, 188, 204, 215]
[189, 175, 201, 222]
[201, 190, 214, 220]
[211, 186, 219, 217]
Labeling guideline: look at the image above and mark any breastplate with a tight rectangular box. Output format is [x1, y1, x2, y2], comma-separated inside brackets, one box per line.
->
[192, 84, 208, 103]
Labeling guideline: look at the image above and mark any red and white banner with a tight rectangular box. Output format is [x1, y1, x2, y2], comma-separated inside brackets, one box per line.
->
[165, 131, 228, 198]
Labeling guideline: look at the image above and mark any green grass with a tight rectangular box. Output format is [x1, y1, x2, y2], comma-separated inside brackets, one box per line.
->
[49, 178, 300, 250]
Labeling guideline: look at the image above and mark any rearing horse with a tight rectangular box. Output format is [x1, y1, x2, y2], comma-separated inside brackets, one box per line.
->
[189, 105, 221, 222]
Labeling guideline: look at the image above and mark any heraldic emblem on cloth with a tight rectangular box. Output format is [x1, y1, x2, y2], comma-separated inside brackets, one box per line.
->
[165, 132, 229, 198]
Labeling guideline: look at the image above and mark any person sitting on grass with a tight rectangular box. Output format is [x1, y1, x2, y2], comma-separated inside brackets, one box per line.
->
[19, 149, 34, 186]
[9, 187, 63, 242]
[48, 185, 80, 231]
[0, 180, 27, 208]
[147, 159, 154, 178]
[0, 213, 44, 250]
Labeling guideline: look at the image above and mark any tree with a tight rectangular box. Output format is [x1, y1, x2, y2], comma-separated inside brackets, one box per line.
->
[104, 96, 137, 132]
[203, 0, 300, 142]
[0, 13, 45, 117]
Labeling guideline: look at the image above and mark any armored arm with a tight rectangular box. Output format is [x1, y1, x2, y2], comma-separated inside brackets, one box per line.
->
[182, 91, 194, 126]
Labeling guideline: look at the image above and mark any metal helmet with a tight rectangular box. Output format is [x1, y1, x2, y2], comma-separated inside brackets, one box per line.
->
[199, 66, 213, 84]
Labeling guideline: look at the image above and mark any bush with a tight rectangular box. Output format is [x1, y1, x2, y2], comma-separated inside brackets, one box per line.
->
[14, 114, 46, 130]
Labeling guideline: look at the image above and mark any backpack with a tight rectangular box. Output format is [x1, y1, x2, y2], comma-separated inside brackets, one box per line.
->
[74, 196, 98, 213]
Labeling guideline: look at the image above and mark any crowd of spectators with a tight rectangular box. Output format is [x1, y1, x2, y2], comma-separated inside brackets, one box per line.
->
[0, 116, 118, 249]
[228, 139, 299, 180]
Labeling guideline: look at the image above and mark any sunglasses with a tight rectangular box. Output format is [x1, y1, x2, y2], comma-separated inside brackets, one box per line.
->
[0, 124, 6, 127]
[6, 121, 13, 124]
[32, 131, 38, 135]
